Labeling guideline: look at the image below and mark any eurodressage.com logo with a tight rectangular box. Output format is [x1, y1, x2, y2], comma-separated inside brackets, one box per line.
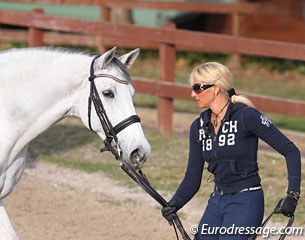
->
[189, 224, 304, 238]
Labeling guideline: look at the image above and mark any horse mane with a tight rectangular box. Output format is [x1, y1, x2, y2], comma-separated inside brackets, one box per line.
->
[43, 46, 97, 57]
[0, 46, 95, 57]
[0, 46, 132, 83]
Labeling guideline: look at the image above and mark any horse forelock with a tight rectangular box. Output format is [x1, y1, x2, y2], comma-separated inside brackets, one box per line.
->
[111, 58, 132, 83]
[92, 57, 132, 84]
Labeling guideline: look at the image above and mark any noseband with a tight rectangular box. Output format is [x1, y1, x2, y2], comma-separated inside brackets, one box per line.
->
[87, 55, 140, 156]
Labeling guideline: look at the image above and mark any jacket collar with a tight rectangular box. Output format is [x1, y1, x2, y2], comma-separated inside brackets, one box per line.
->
[201, 101, 233, 128]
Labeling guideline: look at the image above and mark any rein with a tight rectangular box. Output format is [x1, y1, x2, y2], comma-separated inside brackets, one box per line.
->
[249, 203, 294, 240]
[87, 55, 191, 240]
[120, 161, 191, 240]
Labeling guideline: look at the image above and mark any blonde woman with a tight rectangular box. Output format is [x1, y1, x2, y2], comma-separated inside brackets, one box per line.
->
[161, 62, 301, 239]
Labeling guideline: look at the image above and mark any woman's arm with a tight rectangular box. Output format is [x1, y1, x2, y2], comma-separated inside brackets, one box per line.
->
[241, 107, 301, 193]
[170, 119, 205, 209]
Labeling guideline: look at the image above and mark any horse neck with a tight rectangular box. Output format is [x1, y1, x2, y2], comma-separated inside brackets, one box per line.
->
[0, 50, 91, 140]
[43, 55, 89, 114]
[28, 53, 91, 127]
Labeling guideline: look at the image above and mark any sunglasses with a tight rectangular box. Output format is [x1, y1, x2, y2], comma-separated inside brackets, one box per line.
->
[192, 84, 214, 94]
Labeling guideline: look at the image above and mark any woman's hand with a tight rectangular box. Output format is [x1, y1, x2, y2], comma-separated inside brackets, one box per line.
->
[274, 192, 300, 217]
[161, 200, 178, 222]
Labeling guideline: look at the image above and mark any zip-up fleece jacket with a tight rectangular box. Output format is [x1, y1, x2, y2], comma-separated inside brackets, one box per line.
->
[171, 102, 301, 209]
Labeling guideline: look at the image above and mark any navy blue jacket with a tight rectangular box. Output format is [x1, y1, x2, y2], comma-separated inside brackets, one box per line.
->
[171, 102, 301, 209]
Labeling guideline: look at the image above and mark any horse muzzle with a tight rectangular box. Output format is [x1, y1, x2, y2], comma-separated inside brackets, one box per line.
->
[129, 147, 149, 170]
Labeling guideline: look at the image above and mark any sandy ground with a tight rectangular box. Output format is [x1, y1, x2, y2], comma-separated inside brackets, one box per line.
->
[5, 162, 191, 240]
[3, 108, 202, 240]
[3, 107, 305, 240]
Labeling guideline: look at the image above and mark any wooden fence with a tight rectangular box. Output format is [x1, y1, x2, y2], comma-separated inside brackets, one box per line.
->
[0, 8, 305, 135]
[0, 0, 299, 17]
[0, 1, 301, 52]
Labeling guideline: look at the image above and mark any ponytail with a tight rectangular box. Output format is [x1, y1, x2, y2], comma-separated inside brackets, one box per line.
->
[228, 88, 255, 108]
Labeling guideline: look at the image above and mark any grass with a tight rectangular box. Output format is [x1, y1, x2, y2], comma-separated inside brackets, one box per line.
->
[258, 153, 305, 225]
[28, 120, 305, 225]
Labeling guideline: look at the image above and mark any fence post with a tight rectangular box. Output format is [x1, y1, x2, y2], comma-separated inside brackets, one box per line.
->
[97, 3, 111, 52]
[158, 24, 176, 136]
[28, 8, 44, 47]
[229, 1, 244, 70]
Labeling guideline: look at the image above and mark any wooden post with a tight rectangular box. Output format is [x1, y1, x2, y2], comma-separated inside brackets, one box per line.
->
[229, 0, 245, 70]
[28, 8, 44, 47]
[102, 5, 111, 21]
[96, 4, 111, 52]
[158, 24, 176, 136]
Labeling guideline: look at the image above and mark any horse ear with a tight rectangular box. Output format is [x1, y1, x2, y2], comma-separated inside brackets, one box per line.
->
[96, 47, 117, 68]
[119, 48, 140, 69]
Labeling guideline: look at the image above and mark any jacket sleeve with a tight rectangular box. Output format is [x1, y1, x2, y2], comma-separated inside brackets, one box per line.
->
[170, 118, 205, 209]
[241, 107, 301, 193]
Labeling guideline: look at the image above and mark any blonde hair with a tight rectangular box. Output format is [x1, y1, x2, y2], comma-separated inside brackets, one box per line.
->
[189, 62, 255, 108]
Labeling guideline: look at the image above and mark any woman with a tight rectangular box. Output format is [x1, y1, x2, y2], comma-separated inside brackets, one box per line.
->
[161, 62, 301, 240]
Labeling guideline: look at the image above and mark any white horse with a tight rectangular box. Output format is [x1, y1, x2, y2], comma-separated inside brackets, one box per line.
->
[0, 46, 151, 239]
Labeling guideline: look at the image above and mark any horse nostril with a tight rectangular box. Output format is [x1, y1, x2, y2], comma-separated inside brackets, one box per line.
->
[130, 148, 141, 164]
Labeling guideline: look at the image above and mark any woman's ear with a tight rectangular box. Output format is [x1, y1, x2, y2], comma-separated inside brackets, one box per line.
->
[214, 85, 221, 96]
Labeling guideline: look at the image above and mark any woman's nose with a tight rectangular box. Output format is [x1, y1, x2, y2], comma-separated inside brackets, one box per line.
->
[191, 90, 197, 98]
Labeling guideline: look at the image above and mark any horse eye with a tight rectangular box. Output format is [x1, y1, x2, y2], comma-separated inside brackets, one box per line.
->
[102, 90, 114, 98]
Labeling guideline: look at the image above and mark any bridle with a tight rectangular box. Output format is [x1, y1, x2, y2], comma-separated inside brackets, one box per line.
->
[87, 55, 191, 240]
[87, 55, 140, 155]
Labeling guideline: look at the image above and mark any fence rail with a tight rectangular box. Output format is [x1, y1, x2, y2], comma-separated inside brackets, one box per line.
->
[2, 9, 305, 60]
[0, 0, 300, 16]
[0, 8, 305, 135]
[0, 1, 302, 54]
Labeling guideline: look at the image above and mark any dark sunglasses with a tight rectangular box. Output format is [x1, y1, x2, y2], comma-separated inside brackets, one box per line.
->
[192, 84, 214, 94]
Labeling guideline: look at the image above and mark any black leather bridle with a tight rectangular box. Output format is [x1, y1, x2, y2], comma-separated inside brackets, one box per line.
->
[87, 55, 140, 155]
[87, 55, 191, 240]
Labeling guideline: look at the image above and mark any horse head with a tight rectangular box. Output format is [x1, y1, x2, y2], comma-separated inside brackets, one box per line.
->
[78, 47, 151, 169]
